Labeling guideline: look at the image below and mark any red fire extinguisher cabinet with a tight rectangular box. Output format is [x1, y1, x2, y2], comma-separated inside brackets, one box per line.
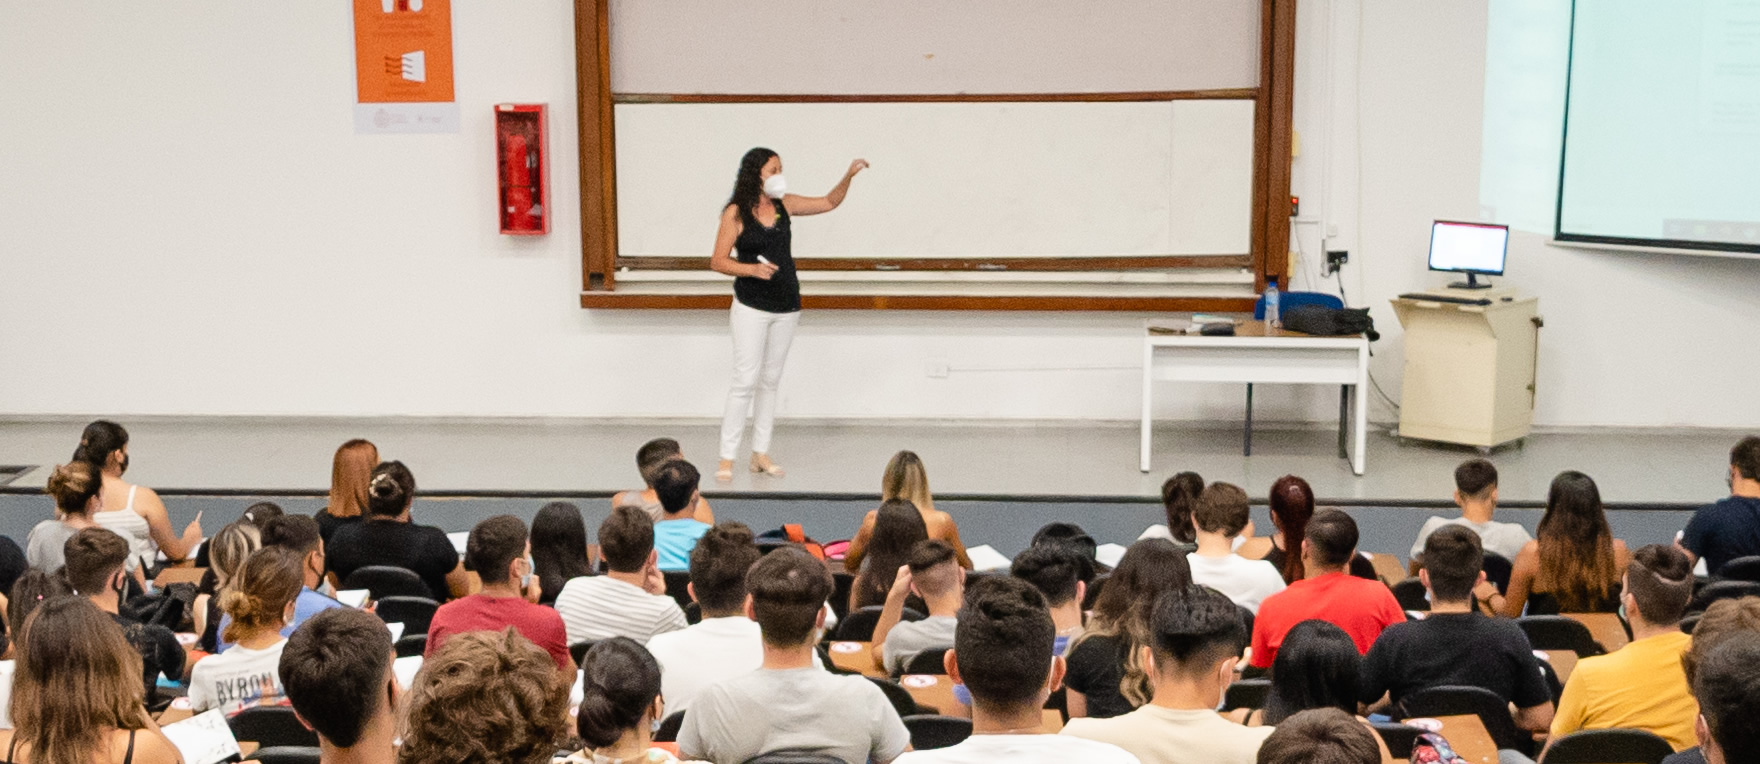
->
[495, 103, 549, 236]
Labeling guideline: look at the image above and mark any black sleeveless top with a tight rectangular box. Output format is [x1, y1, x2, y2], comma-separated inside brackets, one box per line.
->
[731, 201, 800, 314]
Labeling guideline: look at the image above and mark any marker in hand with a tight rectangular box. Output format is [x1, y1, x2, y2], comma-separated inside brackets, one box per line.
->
[754, 255, 778, 281]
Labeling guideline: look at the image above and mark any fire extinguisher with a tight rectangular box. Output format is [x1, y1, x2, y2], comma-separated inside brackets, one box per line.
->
[503, 131, 537, 232]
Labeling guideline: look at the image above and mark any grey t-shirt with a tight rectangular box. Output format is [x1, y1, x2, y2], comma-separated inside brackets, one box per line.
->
[679, 667, 910, 764]
[26, 520, 80, 573]
[1410, 516, 1533, 563]
[882, 615, 958, 675]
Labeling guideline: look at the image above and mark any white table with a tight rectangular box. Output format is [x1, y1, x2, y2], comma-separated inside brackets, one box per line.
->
[1140, 323, 1370, 475]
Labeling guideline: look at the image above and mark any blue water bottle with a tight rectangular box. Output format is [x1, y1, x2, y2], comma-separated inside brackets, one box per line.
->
[1264, 278, 1281, 335]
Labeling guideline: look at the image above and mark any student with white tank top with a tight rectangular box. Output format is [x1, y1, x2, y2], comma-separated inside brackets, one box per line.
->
[73, 421, 203, 569]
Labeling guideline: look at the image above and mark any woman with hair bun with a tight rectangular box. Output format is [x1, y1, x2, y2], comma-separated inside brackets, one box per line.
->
[188, 546, 304, 715]
[710, 148, 869, 482]
[566, 637, 678, 764]
[324, 461, 468, 601]
[1138, 471, 1205, 549]
[28, 462, 141, 587]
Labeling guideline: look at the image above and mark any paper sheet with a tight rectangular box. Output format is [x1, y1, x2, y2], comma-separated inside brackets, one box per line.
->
[160, 709, 243, 764]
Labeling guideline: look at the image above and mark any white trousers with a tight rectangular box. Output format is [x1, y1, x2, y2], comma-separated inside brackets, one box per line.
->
[719, 301, 800, 460]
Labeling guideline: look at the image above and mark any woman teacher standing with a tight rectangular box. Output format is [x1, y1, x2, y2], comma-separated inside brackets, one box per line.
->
[711, 148, 867, 482]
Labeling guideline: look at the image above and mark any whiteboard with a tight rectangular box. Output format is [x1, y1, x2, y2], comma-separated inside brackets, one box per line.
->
[613, 100, 1255, 259]
[610, 0, 1260, 95]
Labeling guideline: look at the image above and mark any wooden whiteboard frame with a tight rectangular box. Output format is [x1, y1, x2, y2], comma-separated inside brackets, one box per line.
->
[574, 0, 1297, 311]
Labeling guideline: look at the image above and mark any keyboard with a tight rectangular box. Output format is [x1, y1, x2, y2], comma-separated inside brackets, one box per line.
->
[1399, 292, 1492, 305]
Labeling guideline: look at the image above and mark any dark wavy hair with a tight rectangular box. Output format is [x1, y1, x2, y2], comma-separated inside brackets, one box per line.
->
[852, 499, 930, 609]
[727, 147, 778, 214]
[1537, 471, 1618, 611]
[71, 420, 128, 472]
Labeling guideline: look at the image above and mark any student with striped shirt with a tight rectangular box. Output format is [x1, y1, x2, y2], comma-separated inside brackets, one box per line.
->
[554, 506, 688, 645]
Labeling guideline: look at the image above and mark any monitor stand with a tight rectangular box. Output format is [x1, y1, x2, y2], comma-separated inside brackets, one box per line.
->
[1448, 273, 1493, 290]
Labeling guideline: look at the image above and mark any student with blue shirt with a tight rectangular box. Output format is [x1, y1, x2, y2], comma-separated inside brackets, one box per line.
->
[219, 514, 343, 650]
[1681, 436, 1760, 577]
[652, 460, 712, 572]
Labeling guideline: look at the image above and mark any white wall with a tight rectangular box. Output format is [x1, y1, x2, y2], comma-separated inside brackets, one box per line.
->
[1, 1, 1756, 427]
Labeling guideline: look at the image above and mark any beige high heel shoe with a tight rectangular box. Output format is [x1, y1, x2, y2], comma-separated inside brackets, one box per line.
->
[750, 453, 785, 477]
[715, 460, 735, 482]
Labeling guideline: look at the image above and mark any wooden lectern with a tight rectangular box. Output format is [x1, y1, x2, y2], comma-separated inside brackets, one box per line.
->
[1390, 291, 1541, 451]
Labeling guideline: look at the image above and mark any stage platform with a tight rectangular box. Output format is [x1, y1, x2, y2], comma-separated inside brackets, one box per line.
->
[0, 417, 1743, 565]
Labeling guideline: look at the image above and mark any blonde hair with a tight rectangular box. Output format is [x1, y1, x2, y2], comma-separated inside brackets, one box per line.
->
[328, 439, 379, 519]
[44, 461, 102, 516]
[881, 450, 935, 513]
[12, 597, 151, 764]
[210, 522, 263, 594]
[220, 547, 304, 644]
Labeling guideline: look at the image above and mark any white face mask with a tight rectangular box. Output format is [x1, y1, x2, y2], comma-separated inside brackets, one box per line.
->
[762, 174, 787, 199]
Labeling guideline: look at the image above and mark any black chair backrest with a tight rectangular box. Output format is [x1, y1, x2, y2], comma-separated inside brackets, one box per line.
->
[570, 639, 601, 667]
[1236, 604, 1255, 641]
[900, 648, 950, 676]
[1482, 553, 1514, 594]
[654, 710, 686, 743]
[835, 605, 925, 642]
[742, 753, 847, 764]
[663, 570, 693, 610]
[342, 565, 430, 600]
[1081, 574, 1109, 611]
[247, 747, 322, 764]
[230, 705, 320, 748]
[1518, 616, 1606, 657]
[684, 601, 703, 625]
[1401, 685, 1527, 754]
[866, 676, 927, 718]
[1535, 657, 1564, 707]
[1692, 580, 1760, 612]
[1369, 723, 1423, 760]
[1681, 613, 1704, 635]
[374, 595, 440, 635]
[901, 714, 973, 751]
[1717, 555, 1760, 583]
[1541, 728, 1675, 764]
[1222, 678, 1272, 711]
[1391, 578, 1430, 612]
[831, 572, 856, 622]
[394, 633, 427, 658]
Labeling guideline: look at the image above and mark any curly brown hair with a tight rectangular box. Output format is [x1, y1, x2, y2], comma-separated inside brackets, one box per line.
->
[398, 628, 569, 764]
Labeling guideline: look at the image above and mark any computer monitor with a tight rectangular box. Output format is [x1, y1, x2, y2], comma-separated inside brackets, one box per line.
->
[1428, 220, 1509, 289]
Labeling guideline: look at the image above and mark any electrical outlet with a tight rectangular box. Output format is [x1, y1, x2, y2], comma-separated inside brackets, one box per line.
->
[926, 362, 950, 379]
[1323, 250, 1349, 276]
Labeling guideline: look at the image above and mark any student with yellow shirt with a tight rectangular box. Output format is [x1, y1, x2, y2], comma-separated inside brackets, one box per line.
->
[1547, 545, 1698, 752]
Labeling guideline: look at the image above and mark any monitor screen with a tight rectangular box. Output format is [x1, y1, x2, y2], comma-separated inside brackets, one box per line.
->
[1428, 221, 1509, 275]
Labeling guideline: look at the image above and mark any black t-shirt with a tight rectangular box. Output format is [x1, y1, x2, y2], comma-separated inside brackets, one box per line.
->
[1682, 496, 1760, 577]
[1064, 634, 1136, 719]
[326, 518, 458, 601]
[111, 612, 185, 707]
[730, 202, 800, 314]
[315, 507, 362, 546]
[1358, 611, 1551, 710]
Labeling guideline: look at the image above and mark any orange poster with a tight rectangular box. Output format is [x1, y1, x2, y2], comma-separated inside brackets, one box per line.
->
[354, 0, 454, 104]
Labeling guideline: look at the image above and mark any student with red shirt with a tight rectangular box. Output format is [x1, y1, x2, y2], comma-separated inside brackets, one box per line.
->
[426, 514, 573, 674]
[1250, 509, 1403, 669]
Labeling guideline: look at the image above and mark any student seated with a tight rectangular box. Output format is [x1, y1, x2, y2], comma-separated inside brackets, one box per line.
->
[0, 597, 182, 764]
[555, 506, 688, 644]
[875, 539, 966, 674]
[652, 460, 711, 572]
[29, 462, 138, 584]
[678, 547, 910, 764]
[613, 438, 716, 525]
[1410, 459, 1532, 569]
[1690, 631, 1760, 764]
[1138, 471, 1204, 550]
[646, 523, 822, 715]
[531, 501, 593, 606]
[325, 461, 470, 601]
[1254, 708, 1381, 764]
[570, 638, 680, 764]
[427, 515, 571, 672]
[1062, 586, 1274, 764]
[1661, 597, 1760, 764]
[315, 438, 378, 544]
[1251, 620, 1366, 726]
[1245, 475, 1377, 584]
[1010, 542, 1090, 654]
[845, 450, 973, 570]
[1501, 471, 1630, 617]
[191, 546, 304, 715]
[197, 521, 260, 653]
[1548, 544, 1698, 751]
[1681, 435, 1760, 577]
[63, 528, 183, 708]
[1064, 539, 1193, 719]
[848, 499, 931, 612]
[1360, 527, 1554, 742]
[279, 607, 400, 764]
[1187, 482, 1286, 614]
[399, 628, 569, 764]
[220, 514, 343, 649]
[897, 577, 1138, 763]
[77, 420, 204, 568]
[1250, 509, 1403, 669]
